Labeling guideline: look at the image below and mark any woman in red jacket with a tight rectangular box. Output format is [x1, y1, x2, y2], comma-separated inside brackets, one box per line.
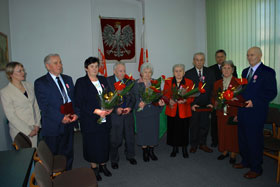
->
[163, 64, 194, 158]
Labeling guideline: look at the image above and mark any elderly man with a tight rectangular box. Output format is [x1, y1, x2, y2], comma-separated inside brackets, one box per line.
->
[208, 49, 238, 147]
[107, 62, 137, 169]
[35, 54, 78, 170]
[234, 47, 277, 179]
[185, 52, 215, 154]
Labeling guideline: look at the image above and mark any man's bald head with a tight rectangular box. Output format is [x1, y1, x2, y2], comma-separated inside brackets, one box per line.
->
[247, 46, 262, 67]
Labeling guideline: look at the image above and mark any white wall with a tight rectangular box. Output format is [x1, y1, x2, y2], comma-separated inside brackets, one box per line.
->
[145, 0, 207, 78]
[9, 0, 93, 83]
[0, 0, 12, 151]
[9, 0, 206, 82]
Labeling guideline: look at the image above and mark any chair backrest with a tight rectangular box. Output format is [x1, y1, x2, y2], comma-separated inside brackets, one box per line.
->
[13, 132, 32, 150]
[34, 162, 53, 187]
[266, 107, 280, 125]
[266, 107, 280, 139]
[37, 140, 54, 175]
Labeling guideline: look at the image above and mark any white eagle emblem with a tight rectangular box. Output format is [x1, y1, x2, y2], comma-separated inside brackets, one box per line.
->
[102, 23, 134, 57]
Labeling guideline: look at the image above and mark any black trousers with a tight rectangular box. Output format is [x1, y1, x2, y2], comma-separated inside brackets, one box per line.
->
[210, 109, 218, 145]
[110, 113, 135, 163]
[189, 111, 210, 147]
[44, 125, 74, 170]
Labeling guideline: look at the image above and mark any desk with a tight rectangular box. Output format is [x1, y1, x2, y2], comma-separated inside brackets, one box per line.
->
[0, 148, 35, 187]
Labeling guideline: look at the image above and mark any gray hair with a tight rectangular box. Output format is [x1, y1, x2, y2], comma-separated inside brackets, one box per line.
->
[44, 53, 60, 65]
[172, 64, 185, 72]
[140, 63, 154, 76]
[193, 52, 205, 60]
[113, 61, 126, 70]
[221, 60, 235, 71]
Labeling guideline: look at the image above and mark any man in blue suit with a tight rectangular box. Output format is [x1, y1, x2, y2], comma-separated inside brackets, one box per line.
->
[234, 47, 277, 179]
[35, 54, 78, 170]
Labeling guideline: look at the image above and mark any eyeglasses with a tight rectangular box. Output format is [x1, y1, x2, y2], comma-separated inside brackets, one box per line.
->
[14, 69, 25, 73]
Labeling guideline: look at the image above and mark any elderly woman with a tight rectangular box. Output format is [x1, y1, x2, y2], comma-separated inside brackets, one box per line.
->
[74, 57, 113, 181]
[211, 60, 239, 164]
[163, 64, 194, 158]
[0, 62, 41, 147]
[133, 63, 165, 162]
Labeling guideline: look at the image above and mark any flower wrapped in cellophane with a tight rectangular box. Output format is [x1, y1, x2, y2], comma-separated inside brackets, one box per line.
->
[171, 81, 206, 102]
[97, 74, 135, 124]
[137, 75, 166, 112]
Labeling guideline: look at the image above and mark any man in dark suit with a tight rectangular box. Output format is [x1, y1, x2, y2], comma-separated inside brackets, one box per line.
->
[208, 49, 238, 147]
[185, 52, 215, 154]
[107, 62, 137, 169]
[234, 47, 277, 179]
[35, 54, 78, 170]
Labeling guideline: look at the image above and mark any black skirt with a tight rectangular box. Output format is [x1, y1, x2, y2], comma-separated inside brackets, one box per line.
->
[167, 109, 190, 146]
[82, 124, 110, 164]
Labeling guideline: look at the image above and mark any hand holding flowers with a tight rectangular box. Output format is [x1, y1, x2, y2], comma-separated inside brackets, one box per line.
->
[97, 74, 135, 124]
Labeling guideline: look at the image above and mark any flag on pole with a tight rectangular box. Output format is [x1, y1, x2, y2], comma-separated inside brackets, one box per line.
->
[138, 1, 149, 73]
[98, 16, 108, 77]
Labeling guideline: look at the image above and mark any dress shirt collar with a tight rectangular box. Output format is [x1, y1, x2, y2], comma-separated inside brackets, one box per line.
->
[250, 61, 262, 73]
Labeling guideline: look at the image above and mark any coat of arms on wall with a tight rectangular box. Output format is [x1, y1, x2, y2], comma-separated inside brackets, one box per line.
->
[100, 17, 135, 62]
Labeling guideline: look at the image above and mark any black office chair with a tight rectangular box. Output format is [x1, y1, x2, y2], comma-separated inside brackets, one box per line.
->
[13, 132, 32, 150]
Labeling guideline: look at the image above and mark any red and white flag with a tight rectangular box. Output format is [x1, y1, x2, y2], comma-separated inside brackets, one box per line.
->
[98, 18, 108, 77]
[138, 0, 149, 73]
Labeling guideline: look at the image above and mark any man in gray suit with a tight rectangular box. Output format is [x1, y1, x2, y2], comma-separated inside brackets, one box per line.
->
[107, 62, 137, 169]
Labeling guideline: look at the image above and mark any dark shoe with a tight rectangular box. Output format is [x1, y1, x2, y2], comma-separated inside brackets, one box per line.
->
[189, 147, 197, 153]
[211, 143, 217, 147]
[217, 153, 229, 160]
[170, 147, 178, 157]
[182, 147, 189, 158]
[233, 163, 248, 169]
[99, 164, 112, 177]
[142, 147, 149, 162]
[149, 147, 158, 161]
[91, 167, 102, 181]
[229, 157, 236, 164]
[199, 145, 213, 153]
[111, 162, 118, 169]
[126, 158, 137, 165]
[243, 171, 261, 179]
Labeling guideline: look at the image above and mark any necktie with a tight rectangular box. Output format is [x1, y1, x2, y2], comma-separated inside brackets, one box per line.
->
[56, 77, 68, 103]
[247, 68, 253, 82]
[198, 70, 202, 78]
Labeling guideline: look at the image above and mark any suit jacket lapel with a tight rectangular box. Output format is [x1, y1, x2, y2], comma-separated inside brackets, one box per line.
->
[46, 73, 63, 98]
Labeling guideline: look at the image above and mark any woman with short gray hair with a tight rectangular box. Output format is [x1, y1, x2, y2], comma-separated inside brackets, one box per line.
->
[132, 63, 165, 162]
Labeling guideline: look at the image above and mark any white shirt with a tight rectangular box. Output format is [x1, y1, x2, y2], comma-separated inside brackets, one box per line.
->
[247, 62, 262, 77]
[49, 72, 71, 103]
[196, 68, 203, 77]
[91, 80, 106, 123]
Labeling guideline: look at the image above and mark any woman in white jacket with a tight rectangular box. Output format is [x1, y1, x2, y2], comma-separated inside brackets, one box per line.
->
[0, 62, 41, 147]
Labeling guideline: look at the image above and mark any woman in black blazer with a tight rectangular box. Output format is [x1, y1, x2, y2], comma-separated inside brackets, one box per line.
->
[74, 57, 113, 181]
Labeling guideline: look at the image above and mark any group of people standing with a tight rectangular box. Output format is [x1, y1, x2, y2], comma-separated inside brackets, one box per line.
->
[0, 46, 277, 182]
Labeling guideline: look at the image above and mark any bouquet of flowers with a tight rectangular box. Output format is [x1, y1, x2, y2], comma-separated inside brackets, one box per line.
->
[216, 77, 248, 110]
[171, 82, 206, 102]
[137, 75, 166, 112]
[97, 74, 135, 124]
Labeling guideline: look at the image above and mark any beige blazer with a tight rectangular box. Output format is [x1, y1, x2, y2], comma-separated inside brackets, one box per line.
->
[0, 81, 41, 147]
